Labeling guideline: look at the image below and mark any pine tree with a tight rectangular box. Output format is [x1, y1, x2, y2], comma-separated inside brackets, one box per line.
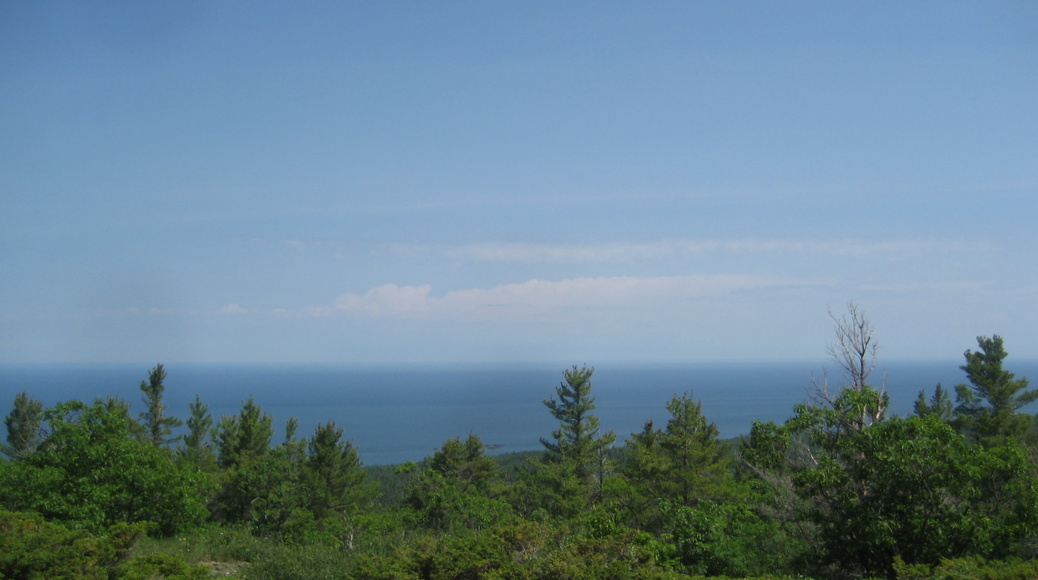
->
[2, 391, 44, 459]
[540, 365, 616, 486]
[405, 433, 509, 531]
[304, 421, 373, 520]
[659, 393, 731, 505]
[138, 364, 183, 446]
[180, 395, 215, 469]
[954, 335, 1037, 443]
[211, 397, 276, 523]
[428, 433, 499, 491]
[215, 396, 273, 469]
[914, 383, 954, 422]
[626, 393, 732, 509]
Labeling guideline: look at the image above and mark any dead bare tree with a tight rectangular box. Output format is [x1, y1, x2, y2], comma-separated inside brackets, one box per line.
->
[827, 301, 876, 393]
[811, 302, 888, 432]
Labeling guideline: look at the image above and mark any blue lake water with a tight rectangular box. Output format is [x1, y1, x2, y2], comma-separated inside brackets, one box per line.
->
[2, 360, 1036, 466]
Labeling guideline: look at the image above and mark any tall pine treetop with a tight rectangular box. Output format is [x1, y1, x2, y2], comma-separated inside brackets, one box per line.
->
[955, 335, 1037, 443]
[540, 365, 615, 483]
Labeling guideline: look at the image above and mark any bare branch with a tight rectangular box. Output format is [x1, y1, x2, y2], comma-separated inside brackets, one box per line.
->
[827, 301, 877, 392]
[809, 302, 889, 432]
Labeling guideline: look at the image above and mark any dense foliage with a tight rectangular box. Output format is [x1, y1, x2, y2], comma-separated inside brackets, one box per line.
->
[2, 330, 1038, 578]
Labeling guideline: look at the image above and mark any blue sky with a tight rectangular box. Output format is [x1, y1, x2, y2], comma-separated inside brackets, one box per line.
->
[2, 2, 1036, 365]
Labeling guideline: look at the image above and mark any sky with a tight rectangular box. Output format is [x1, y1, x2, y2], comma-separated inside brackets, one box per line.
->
[1, 1, 1036, 365]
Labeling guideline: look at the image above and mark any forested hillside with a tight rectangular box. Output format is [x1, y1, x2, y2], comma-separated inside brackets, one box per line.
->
[3, 315, 1038, 578]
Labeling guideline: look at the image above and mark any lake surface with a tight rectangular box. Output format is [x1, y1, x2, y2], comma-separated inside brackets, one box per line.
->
[2, 360, 1036, 465]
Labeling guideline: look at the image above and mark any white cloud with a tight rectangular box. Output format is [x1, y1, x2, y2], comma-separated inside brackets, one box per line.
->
[857, 281, 992, 293]
[330, 284, 434, 316]
[315, 274, 808, 320]
[271, 237, 974, 265]
[442, 242, 695, 263]
[424, 238, 968, 264]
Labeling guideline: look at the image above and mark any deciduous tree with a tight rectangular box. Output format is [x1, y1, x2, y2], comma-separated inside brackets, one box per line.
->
[0, 398, 208, 535]
[794, 415, 1038, 578]
[812, 302, 888, 433]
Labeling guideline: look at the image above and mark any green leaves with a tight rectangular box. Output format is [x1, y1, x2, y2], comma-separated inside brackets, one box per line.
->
[0, 509, 210, 579]
[1, 398, 209, 535]
[742, 335, 1038, 578]
[210, 407, 379, 546]
[789, 415, 1038, 577]
[915, 383, 954, 422]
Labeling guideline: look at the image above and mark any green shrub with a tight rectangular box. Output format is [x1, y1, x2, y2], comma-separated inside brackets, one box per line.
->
[112, 553, 211, 580]
[0, 509, 204, 579]
[894, 555, 1038, 579]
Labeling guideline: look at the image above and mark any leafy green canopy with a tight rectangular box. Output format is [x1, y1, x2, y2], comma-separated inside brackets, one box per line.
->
[0, 399, 209, 535]
[794, 415, 1038, 578]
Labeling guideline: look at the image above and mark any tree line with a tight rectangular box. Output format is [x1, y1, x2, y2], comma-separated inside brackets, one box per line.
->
[2, 305, 1038, 578]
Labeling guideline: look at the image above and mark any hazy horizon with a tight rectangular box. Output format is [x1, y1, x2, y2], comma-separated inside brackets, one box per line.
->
[9, 359, 1037, 464]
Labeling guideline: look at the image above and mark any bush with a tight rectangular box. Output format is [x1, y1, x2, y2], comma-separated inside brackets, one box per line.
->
[894, 555, 1038, 579]
[0, 509, 205, 579]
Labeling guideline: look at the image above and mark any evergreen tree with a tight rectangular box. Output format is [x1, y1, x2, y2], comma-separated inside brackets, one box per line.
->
[626, 392, 732, 508]
[215, 395, 273, 469]
[525, 365, 618, 520]
[282, 417, 306, 466]
[180, 395, 215, 469]
[211, 397, 277, 524]
[427, 433, 499, 491]
[540, 365, 616, 486]
[914, 383, 954, 422]
[303, 421, 373, 520]
[625, 420, 665, 483]
[405, 433, 510, 531]
[245, 416, 310, 536]
[2, 391, 43, 459]
[138, 364, 182, 446]
[954, 335, 1037, 443]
